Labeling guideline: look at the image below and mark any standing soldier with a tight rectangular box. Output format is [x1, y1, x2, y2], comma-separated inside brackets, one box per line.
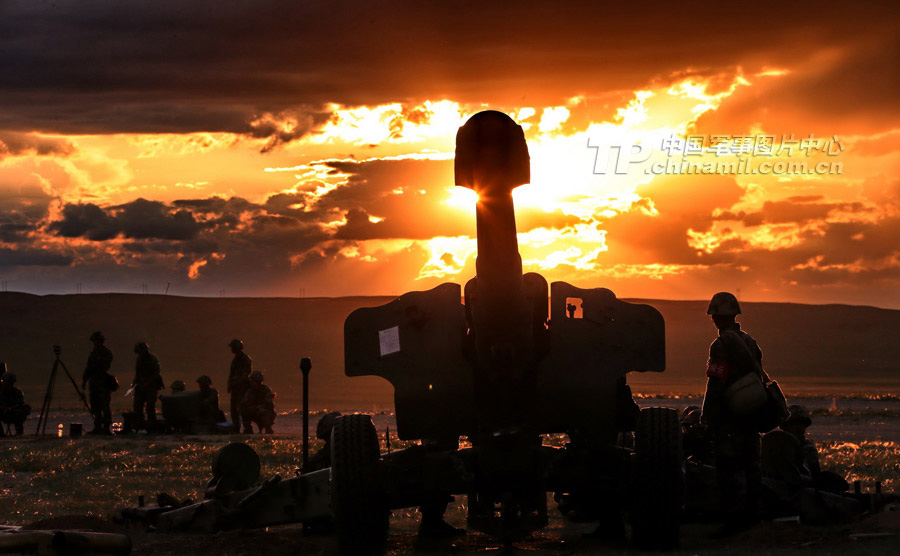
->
[239, 370, 276, 434]
[227, 339, 252, 432]
[132, 342, 163, 429]
[0, 372, 31, 436]
[82, 331, 114, 435]
[700, 292, 763, 537]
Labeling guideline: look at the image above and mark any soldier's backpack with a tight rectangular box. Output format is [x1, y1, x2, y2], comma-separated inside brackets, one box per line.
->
[720, 330, 788, 431]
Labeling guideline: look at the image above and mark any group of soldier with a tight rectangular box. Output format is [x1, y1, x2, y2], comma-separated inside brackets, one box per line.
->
[0, 333, 277, 436]
[688, 291, 860, 536]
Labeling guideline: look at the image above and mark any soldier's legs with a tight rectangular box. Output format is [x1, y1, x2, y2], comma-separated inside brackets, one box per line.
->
[714, 432, 744, 516]
[89, 387, 104, 432]
[742, 433, 762, 515]
[713, 430, 761, 537]
[133, 390, 147, 425]
[101, 393, 112, 433]
[259, 409, 275, 433]
[230, 393, 244, 431]
[11, 410, 26, 436]
[419, 496, 464, 538]
[145, 390, 158, 422]
[240, 407, 256, 433]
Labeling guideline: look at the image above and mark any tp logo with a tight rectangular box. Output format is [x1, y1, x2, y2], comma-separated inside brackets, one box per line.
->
[588, 138, 651, 174]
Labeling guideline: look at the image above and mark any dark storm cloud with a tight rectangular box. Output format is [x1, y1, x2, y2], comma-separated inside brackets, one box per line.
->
[50, 202, 121, 241]
[0, 182, 55, 224]
[50, 198, 199, 241]
[0, 132, 74, 158]
[693, 40, 900, 136]
[1, 1, 896, 137]
[118, 199, 199, 240]
[0, 182, 55, 243]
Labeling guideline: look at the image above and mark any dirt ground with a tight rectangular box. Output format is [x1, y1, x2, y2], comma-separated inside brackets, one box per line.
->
[18, 506, 900, 556]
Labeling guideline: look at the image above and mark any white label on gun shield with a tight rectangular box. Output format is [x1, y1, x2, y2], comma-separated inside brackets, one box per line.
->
[379, 326, 401, 356]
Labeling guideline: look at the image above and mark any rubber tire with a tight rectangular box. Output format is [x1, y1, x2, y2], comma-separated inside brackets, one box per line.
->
[630, 407, 684, 550]
[331, 414, 388, 555]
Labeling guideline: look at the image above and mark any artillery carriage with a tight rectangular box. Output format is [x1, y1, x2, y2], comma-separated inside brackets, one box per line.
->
[334, 110, 682, 552]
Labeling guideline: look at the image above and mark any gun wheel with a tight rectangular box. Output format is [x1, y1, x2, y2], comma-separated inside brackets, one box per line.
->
[330, 414, 388, 555]
[630, 407, 684, 550]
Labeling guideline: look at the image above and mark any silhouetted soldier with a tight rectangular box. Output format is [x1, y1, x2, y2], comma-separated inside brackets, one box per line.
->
[197, 375, 224, 425]
[761, 404, 859, 522]
[700, 292, 763, 536]
[681, 405, 714, 463]
[239, 370, 275, 434]
[763, 404, 850, 493]
[0, 372, 30, 436]
[169, 379, 186, 394]
[302, 411, 342, 473]
[82, 331, 115, 435]
[132, 342, 163, 429]
[227, 339, 252, 432]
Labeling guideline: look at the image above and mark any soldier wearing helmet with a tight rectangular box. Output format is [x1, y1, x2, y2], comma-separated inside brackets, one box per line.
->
[762, 404, 849, 495]
[239, 370, 276, 434]
[226, 339, 252, 432]
[761, 404, 858, 522]
[82, 331, 114, 435]
[196, 375, 224, 425]
[700, 292, 765, 536]
[131, 341, 163, 429]
[302, 411, 343, 473]
[0, 372, 31, 436]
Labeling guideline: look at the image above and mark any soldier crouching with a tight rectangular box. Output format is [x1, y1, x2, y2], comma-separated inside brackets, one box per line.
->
[0, 372, 30, 436]
[239, 370, 276, 434]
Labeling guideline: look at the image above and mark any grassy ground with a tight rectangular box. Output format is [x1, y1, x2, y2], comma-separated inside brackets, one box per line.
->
[0, 434, 897, 526]
[0, 435, 318, 524]
[0, 431, 898, 555]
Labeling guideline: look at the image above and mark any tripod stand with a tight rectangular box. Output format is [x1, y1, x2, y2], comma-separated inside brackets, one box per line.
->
[34, 345, 94, 436]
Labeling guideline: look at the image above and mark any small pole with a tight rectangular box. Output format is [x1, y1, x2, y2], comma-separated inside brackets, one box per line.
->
[300, 357, 312, 469]
[386, 426, 391, 454]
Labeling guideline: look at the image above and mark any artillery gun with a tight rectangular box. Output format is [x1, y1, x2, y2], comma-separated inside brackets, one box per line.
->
[337, 110, 682, 551]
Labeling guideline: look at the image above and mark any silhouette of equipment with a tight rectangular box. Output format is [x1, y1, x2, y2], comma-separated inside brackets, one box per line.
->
[340, 110, 677, 550]
[34, 345, 95, 435]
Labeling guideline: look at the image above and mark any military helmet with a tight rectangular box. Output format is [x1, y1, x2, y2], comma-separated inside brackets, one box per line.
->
[707, 292, 741, 316]
[316, 411, 342, 440]
[90, 331, 105, 342]
[170, 379, 186, 392]
[784, 404, 812, 427]
[1, 372, 16, 384]
[197, 374, 213, 386]
[249, 370, 264, 383]
[134, 342, 150, 354]
[228, 339, 244, 350]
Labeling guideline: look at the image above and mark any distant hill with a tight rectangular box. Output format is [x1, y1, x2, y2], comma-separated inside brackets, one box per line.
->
[1, 292, 898, 414]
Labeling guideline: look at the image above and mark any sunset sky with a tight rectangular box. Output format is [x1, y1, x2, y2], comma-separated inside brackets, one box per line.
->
[1, 2, 898, 308]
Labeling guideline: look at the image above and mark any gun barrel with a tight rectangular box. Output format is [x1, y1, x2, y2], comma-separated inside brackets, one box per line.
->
[455, 111, 536, 392]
